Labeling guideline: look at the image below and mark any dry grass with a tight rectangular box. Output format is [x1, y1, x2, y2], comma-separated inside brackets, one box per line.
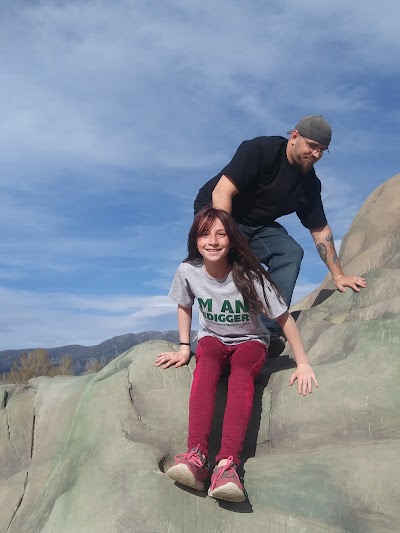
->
[2, 349, 74, 384]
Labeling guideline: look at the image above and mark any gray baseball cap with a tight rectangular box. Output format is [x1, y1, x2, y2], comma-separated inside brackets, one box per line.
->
[287, 115, 332, 146]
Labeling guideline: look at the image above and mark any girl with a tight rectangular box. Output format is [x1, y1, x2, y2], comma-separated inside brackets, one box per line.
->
[156, 207, 318, 503]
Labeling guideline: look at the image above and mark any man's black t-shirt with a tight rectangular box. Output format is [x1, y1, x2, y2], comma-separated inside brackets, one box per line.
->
[194, 136, 327, 229]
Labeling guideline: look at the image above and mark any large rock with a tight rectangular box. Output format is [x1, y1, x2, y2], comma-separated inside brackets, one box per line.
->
[1, 174, 400, 532]
[291, 172, 400, 311]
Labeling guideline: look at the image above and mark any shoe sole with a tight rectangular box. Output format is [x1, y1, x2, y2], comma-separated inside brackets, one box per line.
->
[208, 482, 245, 503]
[166, 463, 204, 491]
[268, 337, 286, 357]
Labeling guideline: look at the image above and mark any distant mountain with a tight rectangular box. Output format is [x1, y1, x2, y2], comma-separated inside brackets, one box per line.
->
[0, 331, 197, 375]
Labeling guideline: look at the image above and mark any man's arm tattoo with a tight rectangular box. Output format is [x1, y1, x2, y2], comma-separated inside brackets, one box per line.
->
[326, 233, 334, 245]
[316, 243, 328, 264]
[326, 233, 338, 263]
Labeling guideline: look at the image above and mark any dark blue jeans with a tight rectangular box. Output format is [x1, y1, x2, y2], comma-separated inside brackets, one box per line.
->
[239, 222, 304, 337]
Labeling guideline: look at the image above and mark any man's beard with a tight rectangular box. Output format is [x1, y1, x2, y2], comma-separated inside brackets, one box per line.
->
[295, 157, 314, 173]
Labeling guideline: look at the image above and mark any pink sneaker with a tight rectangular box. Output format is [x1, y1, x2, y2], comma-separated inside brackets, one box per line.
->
[208, 456, 245, 502]
[166, 446, 209, 491]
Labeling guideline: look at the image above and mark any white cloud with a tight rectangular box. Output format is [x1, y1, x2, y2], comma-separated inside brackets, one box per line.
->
[0, 286, 178, 349]
[1, 0, 399, 176]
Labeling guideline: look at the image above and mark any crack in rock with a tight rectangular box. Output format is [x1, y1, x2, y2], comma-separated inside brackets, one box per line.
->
[4, 390, 37, 530]
[124, 369, 157, 445]
[1, 390, 9, 409]
[6, 471, 28, 532]
[5, 405, 22, 466]
[30, 411, 36, 459]
[126, 369, 142, 422]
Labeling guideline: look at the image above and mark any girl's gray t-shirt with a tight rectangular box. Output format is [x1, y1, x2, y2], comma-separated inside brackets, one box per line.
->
[169, 262, 287, 346]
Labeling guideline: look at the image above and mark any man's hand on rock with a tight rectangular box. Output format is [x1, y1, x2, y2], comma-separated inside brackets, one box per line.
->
[334, 273, 367, 293]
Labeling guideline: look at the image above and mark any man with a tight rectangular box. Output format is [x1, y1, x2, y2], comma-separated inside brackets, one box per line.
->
[194, 115, 366, 354]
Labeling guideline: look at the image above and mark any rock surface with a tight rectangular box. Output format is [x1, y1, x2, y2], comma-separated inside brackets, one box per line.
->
[1, 174, 400, 533]
[291, 172, 400, 311]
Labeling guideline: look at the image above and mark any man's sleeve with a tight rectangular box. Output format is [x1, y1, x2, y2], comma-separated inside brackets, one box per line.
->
[296, 173, 328, 229]
[221, 140, 262, 192]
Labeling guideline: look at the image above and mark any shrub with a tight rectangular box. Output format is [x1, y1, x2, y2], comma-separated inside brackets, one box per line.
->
[84, 356, 106, 374]
[4, 349, 74, 384]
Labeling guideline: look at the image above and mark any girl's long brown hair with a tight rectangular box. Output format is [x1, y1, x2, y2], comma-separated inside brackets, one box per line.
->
[184, 206, 285, 315]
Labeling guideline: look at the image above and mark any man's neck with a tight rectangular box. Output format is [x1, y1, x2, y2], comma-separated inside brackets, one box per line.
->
[286, 141, 294, 165]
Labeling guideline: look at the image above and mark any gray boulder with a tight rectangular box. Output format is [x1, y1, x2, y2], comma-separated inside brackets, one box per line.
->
[1, 174, 400, 532]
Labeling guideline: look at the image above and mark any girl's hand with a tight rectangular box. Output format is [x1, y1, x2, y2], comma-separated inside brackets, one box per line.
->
[289, 363, 319, 396]
[155, 350, 190, 369]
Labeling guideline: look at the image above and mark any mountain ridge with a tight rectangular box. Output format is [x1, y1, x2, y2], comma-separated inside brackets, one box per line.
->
[0, 330, 195, 374]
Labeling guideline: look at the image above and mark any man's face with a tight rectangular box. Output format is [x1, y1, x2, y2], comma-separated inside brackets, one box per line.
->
[288, 131, 329, 173]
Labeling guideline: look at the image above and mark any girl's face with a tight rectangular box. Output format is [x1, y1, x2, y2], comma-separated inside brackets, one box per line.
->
[196, 218, 230, 264]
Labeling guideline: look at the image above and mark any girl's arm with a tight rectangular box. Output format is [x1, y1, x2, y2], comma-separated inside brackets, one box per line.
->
[155, 304, 192, 369]
[275, 311, 319, 396]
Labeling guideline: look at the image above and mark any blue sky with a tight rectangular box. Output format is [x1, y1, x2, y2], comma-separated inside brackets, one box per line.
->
[0, 0, 399, 350]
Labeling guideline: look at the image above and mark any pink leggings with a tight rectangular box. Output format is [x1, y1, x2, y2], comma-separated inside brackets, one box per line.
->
[188, 336, 267, 466]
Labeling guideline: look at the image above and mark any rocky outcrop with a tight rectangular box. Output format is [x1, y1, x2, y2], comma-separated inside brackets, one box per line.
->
[291, 172, 400, 311]
[1, 175, 399, 532]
